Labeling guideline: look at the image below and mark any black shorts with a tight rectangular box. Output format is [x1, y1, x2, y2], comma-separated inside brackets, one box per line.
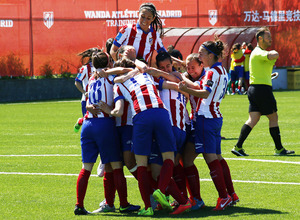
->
[247, 85, 277, 115]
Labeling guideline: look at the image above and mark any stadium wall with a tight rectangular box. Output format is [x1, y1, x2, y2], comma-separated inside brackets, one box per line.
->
[0, 0, 299, 77]
[0, 78, 80, 103]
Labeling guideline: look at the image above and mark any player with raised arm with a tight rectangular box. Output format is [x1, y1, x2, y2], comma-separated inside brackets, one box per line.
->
[232, 27, 295, 156]
[110, 57, 191, 215]
[110, 3, 166, 63]
[179, 38, 239, 211]
[179, 53, 206, 210]
[74, 52, 140, 215]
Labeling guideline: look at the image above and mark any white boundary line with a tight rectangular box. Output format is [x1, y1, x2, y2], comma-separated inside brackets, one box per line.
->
[197, 157, 300, 165]
[0, 172, 299, 185]
[2, 100, 78, 105]
[0, 154, 80, 157]
[1, 155, 299, 165]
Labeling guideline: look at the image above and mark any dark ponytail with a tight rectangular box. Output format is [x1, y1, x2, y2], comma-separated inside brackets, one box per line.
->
[77, 47, 102, 65]
[202, 36, 227, 61]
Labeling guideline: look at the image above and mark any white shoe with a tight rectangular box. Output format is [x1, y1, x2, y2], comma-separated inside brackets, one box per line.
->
[92, 201, 115, 213]
[99, 199, 106, 207]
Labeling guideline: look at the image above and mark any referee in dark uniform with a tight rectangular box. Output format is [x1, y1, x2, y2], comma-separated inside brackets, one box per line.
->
[231, 27, 295, 156]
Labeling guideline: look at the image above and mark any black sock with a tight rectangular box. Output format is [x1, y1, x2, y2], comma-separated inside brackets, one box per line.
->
[236, 124, 252, 148]
[269, 127, 283, 150]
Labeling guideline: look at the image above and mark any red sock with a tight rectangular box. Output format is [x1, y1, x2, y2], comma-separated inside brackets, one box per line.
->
[76, 169, 91, 207]
[184, 164, 201, 201]
[208, 159, 227, 198]
[148, 170, 157, 193]
[137, 166, 151, 209]
[131, 170, 138, 180]
[113, 168, 129, 207]
[173, 164, 188, 199]
[245, 79, 249, 90]
[103, 171, 116, 207]
[78, 117, 84, 125]
[219, 159, 235, 195]
[166, 178, 187, 204]
[158, 159, 174, 194]
[231, 82, 235, 93]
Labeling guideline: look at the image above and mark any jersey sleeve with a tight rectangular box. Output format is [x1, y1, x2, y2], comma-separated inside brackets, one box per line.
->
[256, 49, 269, 61]
[113, 84, 125, 102]
[157, 77, 165, 91]
[203, 70, 215, 93]
[113, 25, 129, 48]
[155, 32, 166, 53]
[76, 66, 87, 82]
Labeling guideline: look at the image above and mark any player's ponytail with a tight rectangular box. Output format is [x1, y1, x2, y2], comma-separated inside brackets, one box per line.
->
[202, 36, 227, 61]
[77, 47, 102, 65]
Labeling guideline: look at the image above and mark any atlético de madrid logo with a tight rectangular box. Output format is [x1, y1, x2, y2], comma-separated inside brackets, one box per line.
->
[43, 11, 54, 29]
[208, 10, 217, 26]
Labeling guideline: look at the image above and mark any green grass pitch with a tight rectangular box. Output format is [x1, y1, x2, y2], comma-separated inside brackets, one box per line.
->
[0, 91, 299, 219]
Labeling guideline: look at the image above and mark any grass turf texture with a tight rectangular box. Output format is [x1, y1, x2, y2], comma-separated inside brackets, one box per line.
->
[0, 91, 299, 219]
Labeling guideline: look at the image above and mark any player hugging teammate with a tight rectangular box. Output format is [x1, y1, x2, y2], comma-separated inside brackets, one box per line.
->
[73, 2, 244, 217]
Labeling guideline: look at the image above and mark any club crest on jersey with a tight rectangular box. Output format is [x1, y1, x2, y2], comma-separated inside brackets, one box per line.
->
[43, 11, 54, 29]
[149, 37, 153, 45]
[206, 79, 214, 87]
[208, 10, 217, 26]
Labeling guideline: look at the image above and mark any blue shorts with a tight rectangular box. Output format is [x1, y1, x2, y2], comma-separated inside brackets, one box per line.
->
[235, 66, 244, 79]
[132, 108, 176, 156]
[81, 100, 87, 116]
[149, 139, 164, 166]
[230, 66, 244, 81]
[172, 126, 186, 154]
[80, 118, 122, 164]
[194, 115, 222, 154]
[149, 126, 185, 165]
[229, 69, 237, 82]
[244, 71, 249, 80]
[117, 125, 133, 152]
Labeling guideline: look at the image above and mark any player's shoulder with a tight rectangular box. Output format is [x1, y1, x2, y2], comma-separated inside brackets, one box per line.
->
[119, 24, 135, 33]
[79, 65, 88, 73]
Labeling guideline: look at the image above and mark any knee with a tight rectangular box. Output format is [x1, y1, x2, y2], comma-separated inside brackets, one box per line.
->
[246, 118, 259, 128]
[123, 152, 136, 170]
[82, 163, 94, 172]
[162, 152, 174, 162]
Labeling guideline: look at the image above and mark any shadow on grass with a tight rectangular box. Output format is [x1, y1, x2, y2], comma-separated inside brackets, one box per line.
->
[96, 205, 287, 218]
[221, 137, 238, 141]
[260, 154, 299, 158]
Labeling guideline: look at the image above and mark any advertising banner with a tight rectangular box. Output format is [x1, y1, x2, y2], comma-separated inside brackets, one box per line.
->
[0, 0, 299, 76]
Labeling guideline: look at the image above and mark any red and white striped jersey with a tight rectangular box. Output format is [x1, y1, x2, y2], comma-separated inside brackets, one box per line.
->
[113, 23, 166, 62]
[75, 62, 95, 101]
[114, 73, 165, 117]
[189, 78, 205, 121]
[158, 83, 187, 131]
[86, 75, 115, 119]
[113, 84, 133, 126]
[189, 95, 200, 122]
[196, 63, 228, 118]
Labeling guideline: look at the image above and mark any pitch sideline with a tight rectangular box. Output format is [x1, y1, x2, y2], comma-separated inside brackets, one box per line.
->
[0, 171, 299, 185]
[1, 154, 299, 165]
